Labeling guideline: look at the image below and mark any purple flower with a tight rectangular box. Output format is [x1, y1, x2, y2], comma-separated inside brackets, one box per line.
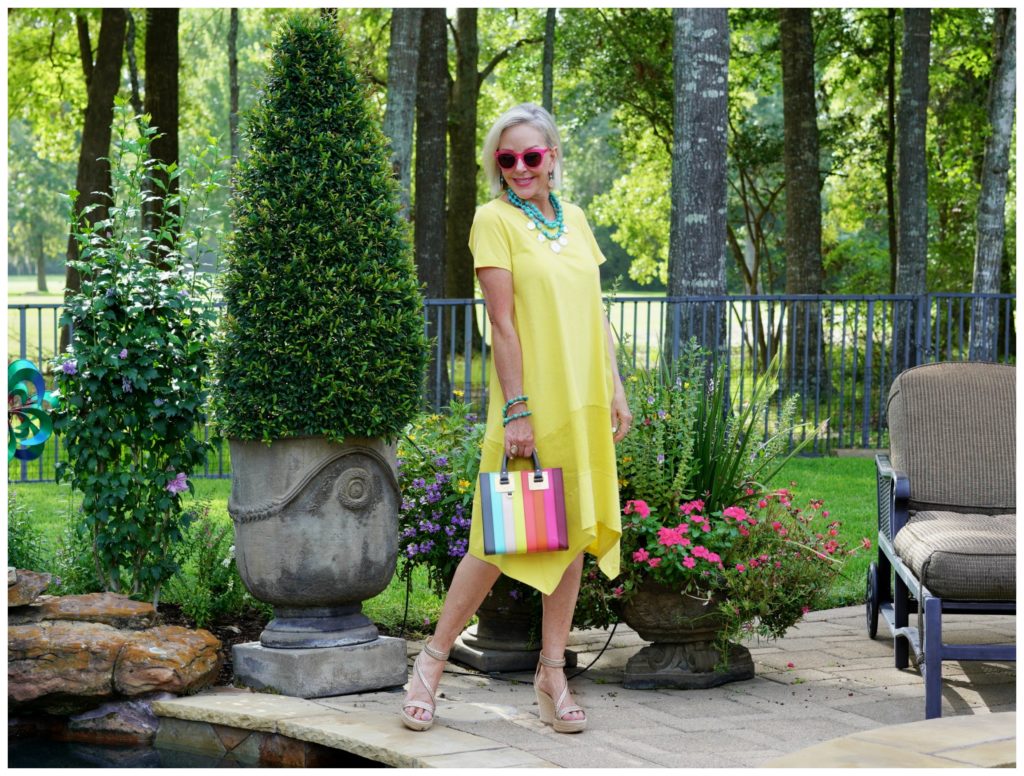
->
[434, 456, 448, 467]
[154, 398, 166, 407]
[118, 348, 128, 359]
[646, 395, 656, 405]
[166, 472, 188, 495]
[412, 477, 426, 489]
[657, 453, 665, 464]
[61, 359, 77, 376]
[445, 525, 456, 536]
[105, 288, 116, 299]
[466, 413, 478, 423]
[405, 544, 419, 557]
[658, 409, 667, 419]
[122, 376, 133, 393]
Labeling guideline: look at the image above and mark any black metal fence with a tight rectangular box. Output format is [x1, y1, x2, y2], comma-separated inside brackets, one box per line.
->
[8, 292, 1015, 483]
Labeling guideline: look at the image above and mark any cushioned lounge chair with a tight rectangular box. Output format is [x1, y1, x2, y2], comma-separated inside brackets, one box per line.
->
[866, 361, 1016, 719]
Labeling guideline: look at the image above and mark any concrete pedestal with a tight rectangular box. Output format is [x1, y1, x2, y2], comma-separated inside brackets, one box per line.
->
[450, 624, 577, 673]
[623, 641, 754, 690]
[232, 637, 406, 698]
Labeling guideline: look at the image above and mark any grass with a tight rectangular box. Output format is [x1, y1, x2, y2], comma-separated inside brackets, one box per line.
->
[10, 454, 876, 632]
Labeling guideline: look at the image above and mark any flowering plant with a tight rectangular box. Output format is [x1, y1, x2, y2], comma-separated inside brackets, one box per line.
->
[396, 396, 484, 595]
[616, 487, 866, 649]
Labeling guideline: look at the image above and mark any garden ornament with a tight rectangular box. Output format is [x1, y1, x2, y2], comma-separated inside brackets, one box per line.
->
[8, 359, 59, 462]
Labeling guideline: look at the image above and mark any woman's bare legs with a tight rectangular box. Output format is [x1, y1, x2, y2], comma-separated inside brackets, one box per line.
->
[536, 553, 585, 721]
[403, 553, 502, 722]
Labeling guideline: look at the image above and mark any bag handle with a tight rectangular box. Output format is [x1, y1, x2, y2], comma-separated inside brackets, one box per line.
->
[499, 450, 544, 485]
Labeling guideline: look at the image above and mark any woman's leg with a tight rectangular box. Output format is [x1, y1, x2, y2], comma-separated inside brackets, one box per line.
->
[536, 553, 585, 721]
[403, 553, 502, 721]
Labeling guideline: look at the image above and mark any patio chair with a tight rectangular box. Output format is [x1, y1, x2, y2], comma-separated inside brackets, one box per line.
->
[866, 361, 1016, 719]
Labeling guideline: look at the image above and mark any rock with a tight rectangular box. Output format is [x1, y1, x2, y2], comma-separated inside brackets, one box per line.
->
[8, 621, 127, 711]
[8, 570, 52, 607]
[9, 567, 17, 585]
[9, 593, 157, 629]
[114, 626, 222, 696]
[67, 695, 173, 745]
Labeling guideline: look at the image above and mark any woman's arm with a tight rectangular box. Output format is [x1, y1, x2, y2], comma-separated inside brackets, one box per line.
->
[477, 266, 534, 459]
[603, 315, 632, 443]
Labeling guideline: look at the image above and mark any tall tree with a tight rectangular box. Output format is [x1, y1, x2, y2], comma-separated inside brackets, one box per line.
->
[142, 8, 179, 251]
[383, 8, 422, 219]
[970, 8, 1015, 361]
[779, 9, 825, 390]
[415, 9, 450, 405]
[894, 9, 931, 368]
[542, 8, 556, 113]
[885, 9, 898, 292]
[668, 8, 730, 359]
[62, 8, 127, 351]
[228, 8, 240, 168]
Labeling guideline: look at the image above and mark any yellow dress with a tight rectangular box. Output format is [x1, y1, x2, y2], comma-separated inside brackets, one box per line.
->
[468, 196, 621, 595]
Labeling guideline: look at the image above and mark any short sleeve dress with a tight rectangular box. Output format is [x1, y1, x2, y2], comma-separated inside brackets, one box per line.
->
[467, 196, 621, 596]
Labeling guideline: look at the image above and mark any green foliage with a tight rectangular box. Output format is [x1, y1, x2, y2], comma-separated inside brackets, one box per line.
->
[7, 489, 49, 573]
[50, 515, 105, 596]
[52, 104, 223, 603]
[396, 399, 484, 595]
[162, 501, 250, 628]
[213, 14, 428, 443]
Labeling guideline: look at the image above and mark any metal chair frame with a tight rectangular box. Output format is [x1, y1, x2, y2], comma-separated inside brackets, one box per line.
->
[867, 453, 1016, 719]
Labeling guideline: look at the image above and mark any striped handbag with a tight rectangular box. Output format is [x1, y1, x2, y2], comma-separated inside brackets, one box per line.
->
[479, 451, 568, 556]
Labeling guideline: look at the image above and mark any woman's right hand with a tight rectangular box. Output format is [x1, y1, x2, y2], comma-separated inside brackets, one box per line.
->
[504, 416, 535, 460]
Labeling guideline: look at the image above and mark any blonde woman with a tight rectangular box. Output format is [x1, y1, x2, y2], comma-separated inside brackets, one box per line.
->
[401, 103, 630, 734]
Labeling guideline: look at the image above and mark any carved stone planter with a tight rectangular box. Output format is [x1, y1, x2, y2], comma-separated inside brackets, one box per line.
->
[619, 581, 754, 689]
[451, 575, 576, 672]
[228, 437, 406, 697]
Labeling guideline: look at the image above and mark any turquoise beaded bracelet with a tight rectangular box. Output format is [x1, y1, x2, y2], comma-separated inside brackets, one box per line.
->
[503, 395, 528, 418]
[503, 410, 532, 427]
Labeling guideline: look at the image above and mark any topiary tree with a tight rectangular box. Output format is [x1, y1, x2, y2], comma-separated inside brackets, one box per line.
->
[213, 13, 428, 443]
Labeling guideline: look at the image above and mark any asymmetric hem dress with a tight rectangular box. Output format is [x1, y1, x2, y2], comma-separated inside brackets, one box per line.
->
[467, 196, 621, 596]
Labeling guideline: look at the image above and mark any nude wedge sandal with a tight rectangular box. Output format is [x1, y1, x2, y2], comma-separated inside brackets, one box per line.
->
[534, 653, 587, 733]
[400, 641, 449, 732]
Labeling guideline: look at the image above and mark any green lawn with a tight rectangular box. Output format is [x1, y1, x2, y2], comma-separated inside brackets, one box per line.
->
[10, 454, 876, 627]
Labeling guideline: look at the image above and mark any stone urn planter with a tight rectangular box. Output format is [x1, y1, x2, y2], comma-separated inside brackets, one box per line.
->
[228, 437, 406, 697]
[451, 576, 576, 672]
[619, 581, 754, 689]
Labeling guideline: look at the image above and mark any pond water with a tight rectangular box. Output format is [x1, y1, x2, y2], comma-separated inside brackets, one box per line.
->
[7, 738, 259, 768]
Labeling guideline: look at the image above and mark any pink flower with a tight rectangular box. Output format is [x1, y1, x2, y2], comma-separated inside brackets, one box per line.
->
[658, 527, 686, 546]
[735, 563, 746, 572]
[633, 548, 650, 563]
[758, 499, 768, 509]
[701, 523, 711, 533]
[691, 545, 709, 559]
[771, 521, 783, 531]
[676, 522, 690, 533]
[612, 586, 625, 598]
[647, 557, 662, 568]
[706, 552, 721, 563]
[682, 556, 696, 569]
[623, 501, 635, 515]
[861, 537, 872, 550]
[801, 606, 811, 614]
[680, 537, 692, 547]
[723, 506, 748, 522]
[749, 559, 760, 568]
[786, 662, 795, 669]
[166, 472, 188, 495]
[823, 510, 830, 518]
[632, 500, 651, 518]
[680, 499, 704, 515]
[738, 526, 749, 537]
[745, 487, 755, 496]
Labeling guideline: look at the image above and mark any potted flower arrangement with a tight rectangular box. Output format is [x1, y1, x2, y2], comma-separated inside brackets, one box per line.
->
[212, 14, 428, 697]
[604, 342, 863, 688]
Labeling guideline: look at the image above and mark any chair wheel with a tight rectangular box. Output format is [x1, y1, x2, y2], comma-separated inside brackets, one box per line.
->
[866, 562, 880, 639]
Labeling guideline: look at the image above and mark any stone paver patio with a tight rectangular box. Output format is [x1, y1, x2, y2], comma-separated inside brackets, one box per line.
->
[153, 605, 1015, 767]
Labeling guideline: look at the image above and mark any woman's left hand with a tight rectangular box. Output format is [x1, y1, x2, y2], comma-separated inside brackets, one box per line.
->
[611, 386, 632, 444]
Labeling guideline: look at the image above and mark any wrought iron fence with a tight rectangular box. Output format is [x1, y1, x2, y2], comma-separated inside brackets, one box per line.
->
[8, 292, 1015, 483]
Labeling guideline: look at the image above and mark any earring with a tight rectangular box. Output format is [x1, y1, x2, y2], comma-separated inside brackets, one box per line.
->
[500, 174, 507, 189]
[548, 171, 554, 182]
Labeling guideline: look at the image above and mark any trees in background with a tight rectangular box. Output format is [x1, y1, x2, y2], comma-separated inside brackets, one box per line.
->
[970, 9, 1016, 361]
[382, 8, 421, 219]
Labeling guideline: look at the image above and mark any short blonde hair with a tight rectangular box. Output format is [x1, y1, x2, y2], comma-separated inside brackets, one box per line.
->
[481, 103, 563, 197]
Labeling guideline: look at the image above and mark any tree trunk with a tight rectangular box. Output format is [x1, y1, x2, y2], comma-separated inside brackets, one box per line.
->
[125, 10, 143, 116]
[542, 9, 556, 113]
[970, 8, 1015, 362]
[229, 8, 240, 168]
[886, 8, 898, 294]
[779, 8, 826, 395]
[894, 9, 931, 370]
[668, 8, 730, 364]
[383, 8, 422, 219]
[35, 232, 48, 293]
[61, 9, 127, 353]
[446, 9, 483, 362]
[142, 8, 179, 260]
[415, 8, 450, 407]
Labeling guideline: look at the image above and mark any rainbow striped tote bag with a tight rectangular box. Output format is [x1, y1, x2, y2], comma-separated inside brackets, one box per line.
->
[479, 451, 568, 555]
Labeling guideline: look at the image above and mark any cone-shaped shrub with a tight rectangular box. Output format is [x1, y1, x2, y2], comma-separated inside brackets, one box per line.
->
[213, 14, 428, 443]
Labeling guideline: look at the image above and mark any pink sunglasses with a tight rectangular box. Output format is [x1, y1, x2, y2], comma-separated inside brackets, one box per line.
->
[494, 146, 551, 170]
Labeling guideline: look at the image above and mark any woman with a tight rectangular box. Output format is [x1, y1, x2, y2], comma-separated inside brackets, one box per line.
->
[401, 103, 631, 734]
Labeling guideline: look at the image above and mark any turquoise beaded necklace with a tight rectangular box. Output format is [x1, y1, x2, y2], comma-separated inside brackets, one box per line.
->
[506, 189, 570, 253]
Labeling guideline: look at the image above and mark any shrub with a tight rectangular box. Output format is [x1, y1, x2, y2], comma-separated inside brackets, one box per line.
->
[212, 13, 428, 444]
[7, 490, 49, 573]
[163, 502, 251, 628]
[52, 104, 224, 605]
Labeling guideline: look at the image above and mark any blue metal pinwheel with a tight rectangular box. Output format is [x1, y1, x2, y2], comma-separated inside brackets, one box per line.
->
[8, 359, 60, 462]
